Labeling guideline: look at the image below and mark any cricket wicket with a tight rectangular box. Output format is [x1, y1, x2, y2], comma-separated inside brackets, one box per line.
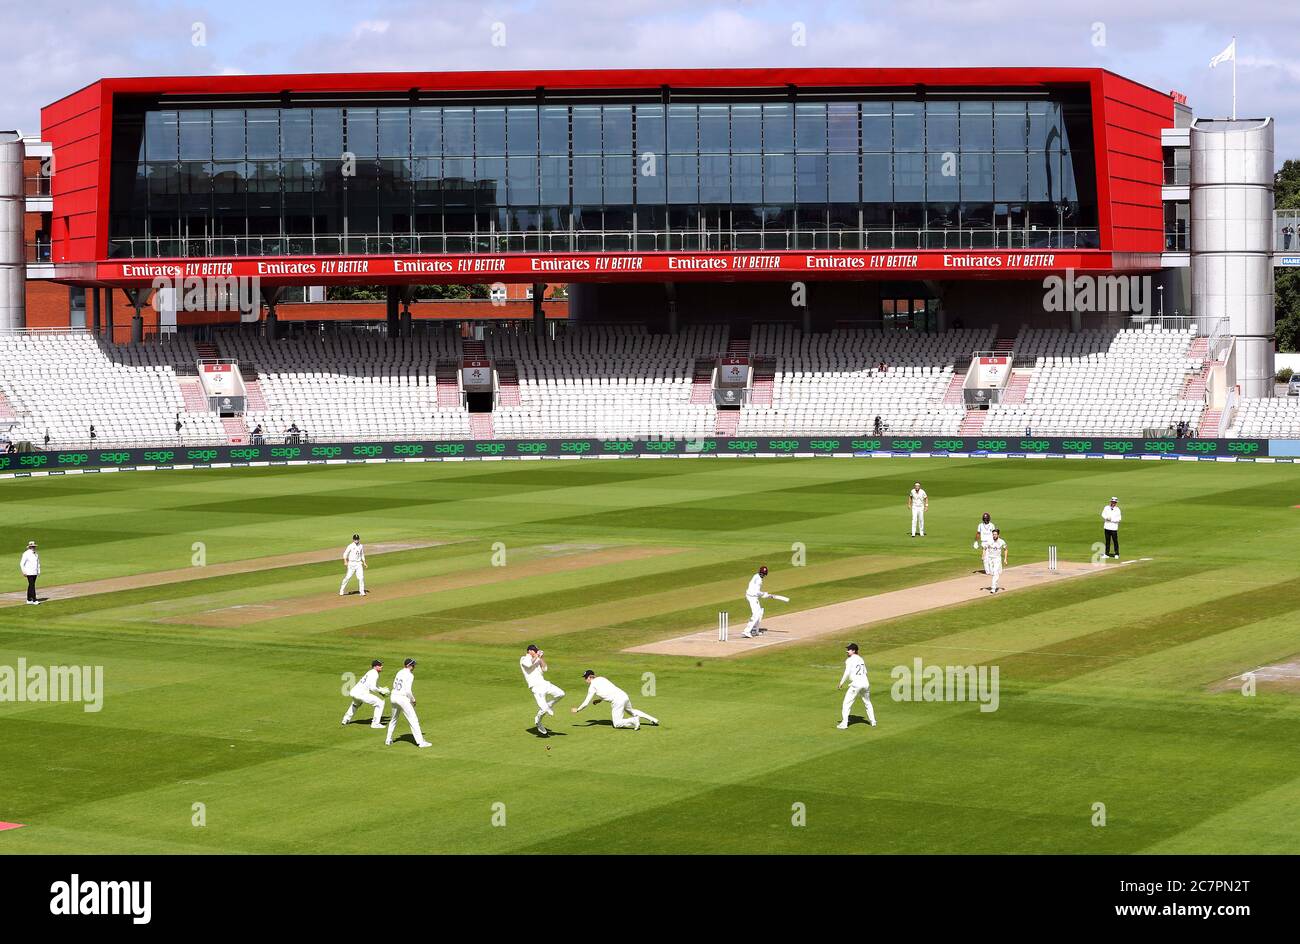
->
[1048, 545, 1058, 572]
[717, 611, 729, 642]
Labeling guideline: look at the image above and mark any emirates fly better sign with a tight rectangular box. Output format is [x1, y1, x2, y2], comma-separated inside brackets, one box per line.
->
[102, 250, 1126, 286]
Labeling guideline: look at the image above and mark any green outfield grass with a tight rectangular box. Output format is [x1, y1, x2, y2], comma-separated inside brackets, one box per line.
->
[1, 457, 1298, 854]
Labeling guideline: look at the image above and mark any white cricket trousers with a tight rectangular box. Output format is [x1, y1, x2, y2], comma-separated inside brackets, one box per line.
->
[387, 695, 425, 743]
[841, 684, 876, 725]
[989, 563, 1003, 592]
[911, 506, 925, 536]
[744, 596, 764, 634]
[340, 563, 365, 595]
[530, 682, 565, 715]
[343, 691, 384, 725]
[611, 696, 658, 729]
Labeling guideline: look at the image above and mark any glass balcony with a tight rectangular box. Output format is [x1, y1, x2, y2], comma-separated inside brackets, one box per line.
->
[1277, 209, 1300, 253]
[107, 227, 1102, 259]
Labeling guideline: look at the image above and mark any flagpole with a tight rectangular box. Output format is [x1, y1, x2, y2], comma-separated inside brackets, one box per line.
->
[1232, 35, 1237, 119]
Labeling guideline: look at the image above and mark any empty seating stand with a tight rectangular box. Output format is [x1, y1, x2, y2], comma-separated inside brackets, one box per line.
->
[0, 327, 1284, 449]
[982, 325, 1202, 436]
[0, 333, 227, 448]
[486, 325, 724, 440]
[739, 325, 990, 436]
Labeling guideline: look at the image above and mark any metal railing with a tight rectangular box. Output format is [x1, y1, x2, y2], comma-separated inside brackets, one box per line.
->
[107, 227, 1103, 259]
[26, 242, 51, 263]
[24, 176, 51, 198]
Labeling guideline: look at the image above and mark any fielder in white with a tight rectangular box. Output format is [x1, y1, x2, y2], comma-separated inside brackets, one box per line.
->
[984, 529, 1009, 593]
[836, 643, 877, 729]
[742, 565, 771, 638]
[339, 533, 367, 596]
[909, 482, 928, 537]
[386, 658, 431, 748]
[342, 659, 388, 728]
[974, 513, 997, 573]
[571, 670, 659, 730]
[520, 644, 565, 735]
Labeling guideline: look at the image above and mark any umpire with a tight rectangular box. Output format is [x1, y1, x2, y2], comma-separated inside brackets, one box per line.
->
[1101, 497, 1122, 558]
[20, 540, 40, 605]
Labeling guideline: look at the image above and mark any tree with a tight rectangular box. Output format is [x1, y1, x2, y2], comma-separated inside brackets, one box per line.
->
[1276, 159, 1300, 352]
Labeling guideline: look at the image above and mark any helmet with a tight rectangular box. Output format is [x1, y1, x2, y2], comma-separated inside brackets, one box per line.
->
[758, 565, 769, 577]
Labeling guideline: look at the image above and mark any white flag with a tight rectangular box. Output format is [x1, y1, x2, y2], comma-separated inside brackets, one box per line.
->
[1209, 39, 1235, 68]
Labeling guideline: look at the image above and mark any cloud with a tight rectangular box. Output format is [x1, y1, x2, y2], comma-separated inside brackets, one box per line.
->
[0, 0, 1294, 163]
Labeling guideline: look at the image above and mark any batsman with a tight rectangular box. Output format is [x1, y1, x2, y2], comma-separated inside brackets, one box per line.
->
[741, 565, 789, 638]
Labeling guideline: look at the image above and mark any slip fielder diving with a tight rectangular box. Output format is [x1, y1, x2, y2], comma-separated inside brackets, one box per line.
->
[571, 670, 659, 730]
[520, 644, 565, 735]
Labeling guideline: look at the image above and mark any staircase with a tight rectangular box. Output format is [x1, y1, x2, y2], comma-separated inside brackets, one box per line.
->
[1198, 407, 1221, 437]
[690, 358, 715, 403]
[469, 412, 494, 439]
[463, 339, 486, 358]
[496, 359, 521, 406]
[750, 358, 775, 406]
[959, 410, 989, 435]
[715, 410, 740, 436]
[242, 378, 268, 411]
[177, 377, 208, 412]
[1188, 336, 1209, 363]
[726, 338, 749, 356]
[0, 390, 17, 422]
[221, 415, 248, 444]
[1002, 371, 1031, 405]
[435, 360, 461, 408]
[942, 370, 967, 404]
[993, 338, 1016, 354]
[196, 340, 220, 360]
[1180, 368, 1208, 400]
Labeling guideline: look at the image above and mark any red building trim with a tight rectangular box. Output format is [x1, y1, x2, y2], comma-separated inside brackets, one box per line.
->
[41, 67, 1179, 271]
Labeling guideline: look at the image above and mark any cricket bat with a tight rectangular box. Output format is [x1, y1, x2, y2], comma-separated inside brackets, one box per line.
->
[769, 594, 790, 602]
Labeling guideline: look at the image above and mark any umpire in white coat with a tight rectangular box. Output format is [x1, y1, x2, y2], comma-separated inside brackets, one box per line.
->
[19, 541, 40, 605]
[1102, 497, 1122, 558]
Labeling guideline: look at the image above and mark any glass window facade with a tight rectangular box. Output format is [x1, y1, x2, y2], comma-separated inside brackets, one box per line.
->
[109, 93, 1097, 257]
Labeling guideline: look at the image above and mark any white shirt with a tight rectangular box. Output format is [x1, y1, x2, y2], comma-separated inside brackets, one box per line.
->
[20, 549, 39, 576]
[746, 572, 767, 599]
[519, 653, 548, 691]
[390, 667, 415, 702]
[343, 542, 366, 565]
[840, 653, 870, 688]
[1102, 505, 1122, 530]
[349, 668, 383, 699]
[984, 537, 1007, 566]
[977, 521, 997, 545]
[577, 676, 628, 710]
[909, 488, 928, 508]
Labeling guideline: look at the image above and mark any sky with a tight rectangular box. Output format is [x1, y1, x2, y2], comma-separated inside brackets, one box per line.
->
[4, 0, 1297, 163]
